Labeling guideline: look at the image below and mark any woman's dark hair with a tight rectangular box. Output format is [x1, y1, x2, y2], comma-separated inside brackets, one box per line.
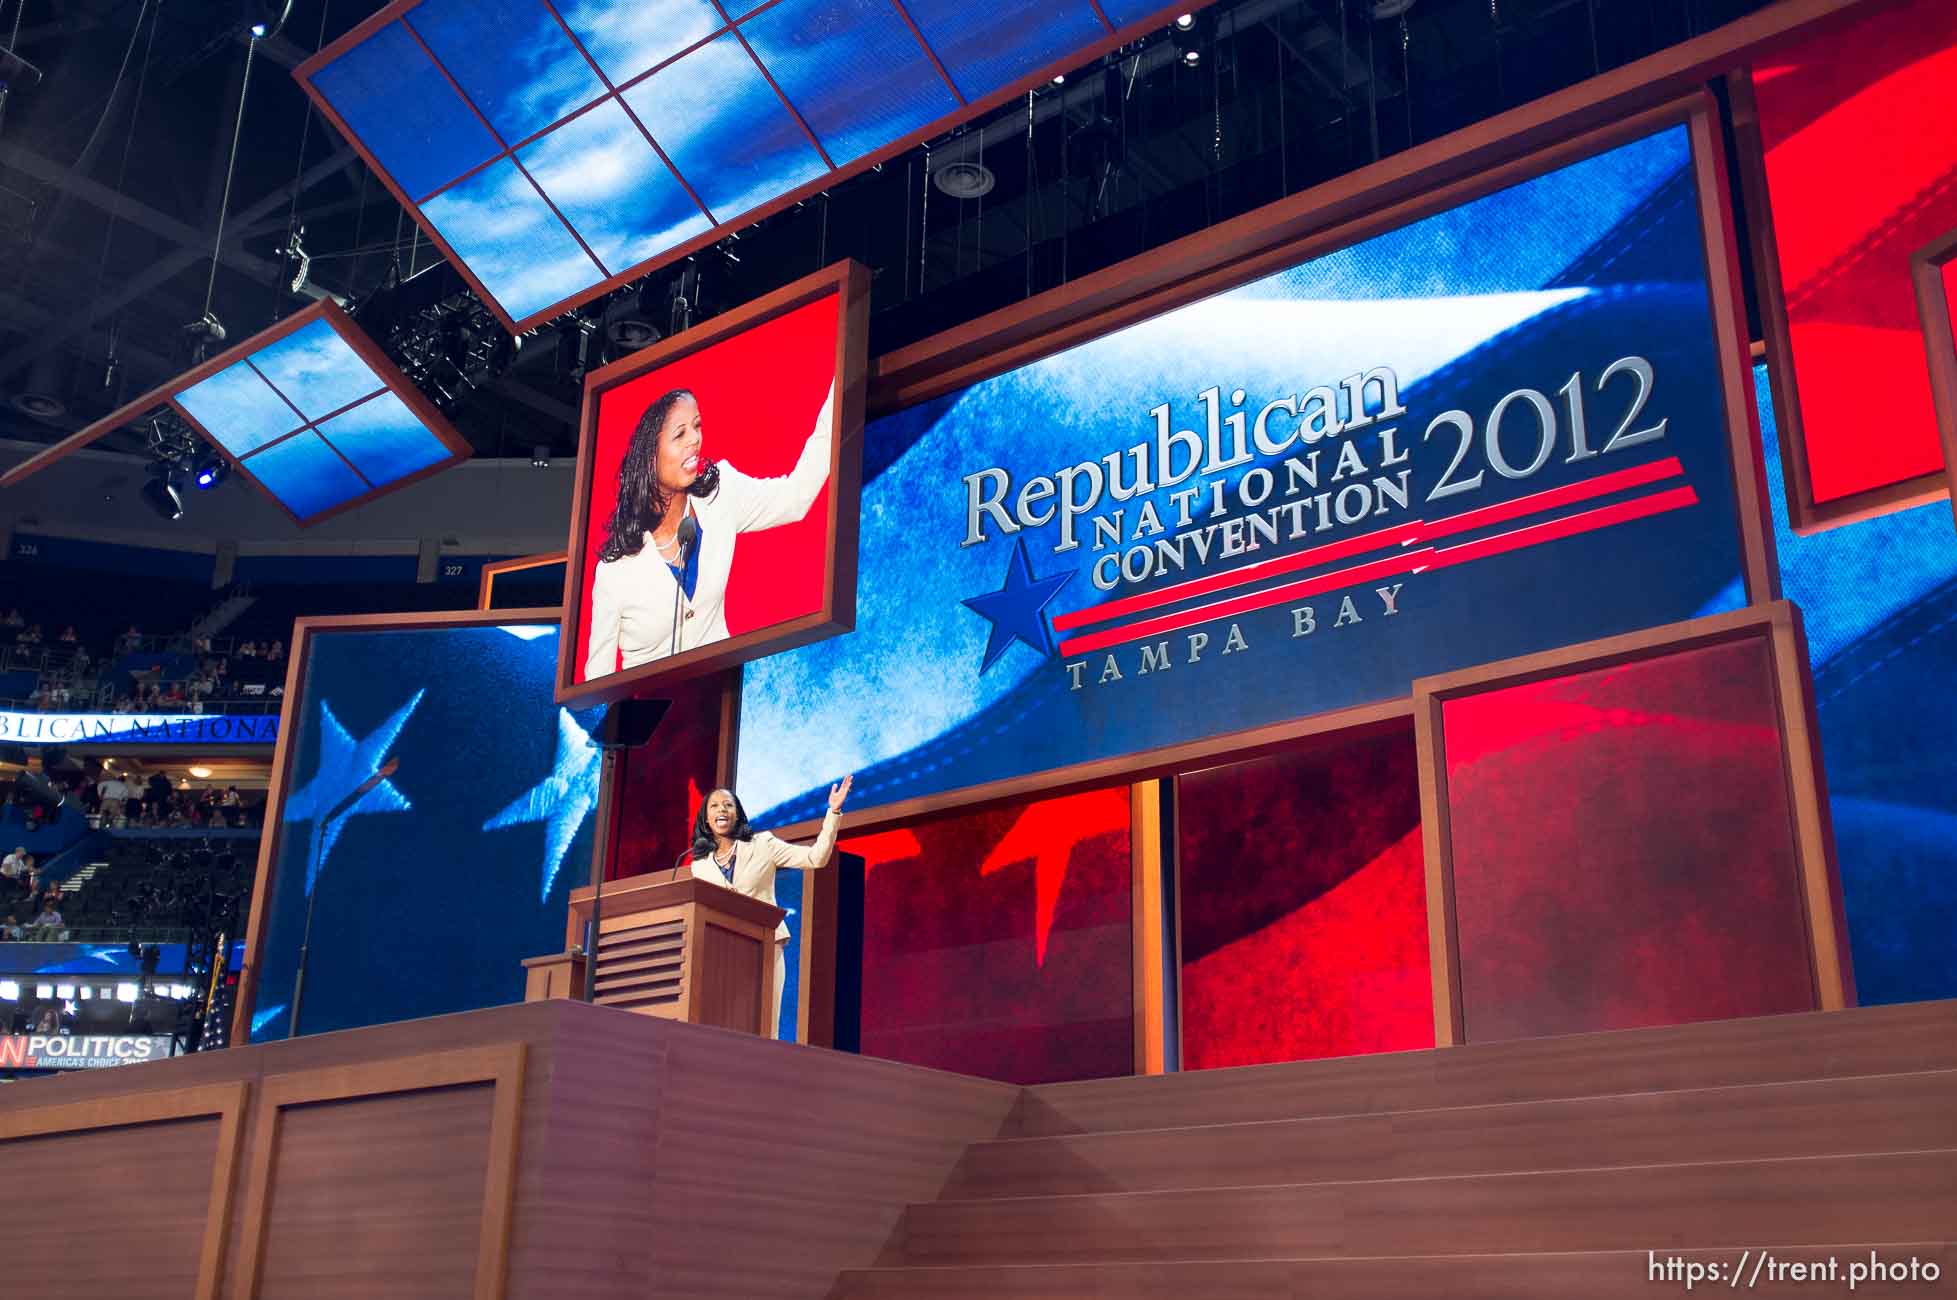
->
[598, 388, 721, 562]
[685, 788, 753, 864]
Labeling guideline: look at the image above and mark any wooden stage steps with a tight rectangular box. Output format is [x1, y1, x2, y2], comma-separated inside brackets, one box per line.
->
[837, 999, 1957, 1298]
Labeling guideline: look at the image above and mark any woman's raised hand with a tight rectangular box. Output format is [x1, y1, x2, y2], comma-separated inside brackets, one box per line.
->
[827, 774, 854, 814]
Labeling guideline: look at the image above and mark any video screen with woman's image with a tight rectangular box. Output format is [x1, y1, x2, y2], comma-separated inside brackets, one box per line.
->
[559, 264, 864, 703]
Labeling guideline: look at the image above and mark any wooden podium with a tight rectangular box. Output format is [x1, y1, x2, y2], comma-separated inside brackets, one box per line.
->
[532, 873, 784, 1037]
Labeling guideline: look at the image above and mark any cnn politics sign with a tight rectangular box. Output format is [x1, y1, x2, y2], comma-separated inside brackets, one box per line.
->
[0, 1034, 175, 1070]
[741, 120, 1756, 823]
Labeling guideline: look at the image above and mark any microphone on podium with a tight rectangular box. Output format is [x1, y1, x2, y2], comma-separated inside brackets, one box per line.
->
[668, 516, 701, 658]
[325, 757, 400, 826]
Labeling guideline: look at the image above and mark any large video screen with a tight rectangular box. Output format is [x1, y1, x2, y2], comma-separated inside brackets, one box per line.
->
[247, 619, 601, 1041]
[560, 266, 862, 704]
[740, 117, 1755, 825]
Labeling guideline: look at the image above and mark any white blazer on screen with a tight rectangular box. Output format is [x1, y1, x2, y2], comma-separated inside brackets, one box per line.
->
[583, 389, 834, 681]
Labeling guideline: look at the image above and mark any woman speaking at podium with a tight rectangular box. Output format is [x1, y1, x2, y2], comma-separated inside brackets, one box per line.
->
[582, 386, 835, 681]
[686, 775, 853, 1032]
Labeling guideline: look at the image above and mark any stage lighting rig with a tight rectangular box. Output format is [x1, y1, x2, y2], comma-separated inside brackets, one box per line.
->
[192, 453, 229, 490]
[182, 311, 227, 364]
[356, 261, 516, 414]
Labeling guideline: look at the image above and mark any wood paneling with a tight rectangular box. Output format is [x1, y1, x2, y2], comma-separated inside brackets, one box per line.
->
[0, 999, 1019, 1300]
[901, 1149, 1957, 1266]
[255, 1085, 495, 1299]
[0, 1080, 248, 1299]
[1004, 997, 1957, 1138]
[842, 1243, 1957, 1299]
[236, 1044, 527, 1300]
[945, 1070, 1957, 1198]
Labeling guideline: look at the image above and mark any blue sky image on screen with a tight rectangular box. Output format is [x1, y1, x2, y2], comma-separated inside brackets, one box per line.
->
[739, 122, 1750, 824]
[172, 314, 461, 521]
[306, 0, 1142, 323]
[247, 316, 384, 421]
[312, 391, 452, 486]
[248, 624, 604, 1042]
[739, 0, 958, 167]
[176, 360, 305, 458]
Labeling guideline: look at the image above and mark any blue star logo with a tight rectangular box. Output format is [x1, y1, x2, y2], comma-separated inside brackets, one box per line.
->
[283, 691, 424, 894]
[961, 537, 1076, 675]
[483, 708, 602, 901]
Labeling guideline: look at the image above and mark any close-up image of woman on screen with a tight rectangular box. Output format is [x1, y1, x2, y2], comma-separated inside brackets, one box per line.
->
[582, 384, 835, 681]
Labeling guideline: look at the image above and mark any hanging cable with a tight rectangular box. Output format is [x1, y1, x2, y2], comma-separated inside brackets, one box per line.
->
[201, 28, 264, 323]
[7, 0, 152, 300]
[273, 0, 332, 318]
[86, 0, 160, 388]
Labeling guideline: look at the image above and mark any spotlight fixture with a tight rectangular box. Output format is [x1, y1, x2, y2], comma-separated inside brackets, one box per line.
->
[1183, 48, 1201, 66]
[1175, 12, 1195, 28]
[188, 765, 213, 779]
[182, 311, 227, 364]
[1172, 12, 1205, 65]
[192, 454, 229, 490]
[140, 469, 183, 522]
[531, 445, 551, 469]
[1051, 74, 1065, 85]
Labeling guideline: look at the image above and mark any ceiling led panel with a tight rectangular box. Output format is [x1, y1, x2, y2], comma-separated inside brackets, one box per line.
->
[739, 0, 959, 167]
[297, 0, 1205, 330]
[166, 302, 472, 525]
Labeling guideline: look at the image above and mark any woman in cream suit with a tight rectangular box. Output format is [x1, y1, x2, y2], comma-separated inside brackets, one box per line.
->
[686, 776, 852, 1038]
[583, 384, 835, 681]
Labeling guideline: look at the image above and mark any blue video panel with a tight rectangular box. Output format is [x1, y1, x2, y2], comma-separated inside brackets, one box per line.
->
[304, 0, 1146, 323]
[518, 100, 712, 271]
[903, 0, 1107, 101]
[240, 430, 370, 520]
[176, 361, 304, 458]
[740, 0, 959, 166]
[314, 391, 452, 486]
[622, 33, 828, 220]
[247, 624, 603, 1041]
[406, 0, 607, 145]
[247, 317, 381, 421]
[739, 124, 1754, 824]
[553, 0, 724, 85]
[421, 156, 604, 317]
[309, 20, 501, 201]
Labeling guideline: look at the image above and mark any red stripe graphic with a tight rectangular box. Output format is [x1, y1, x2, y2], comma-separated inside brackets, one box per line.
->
[1424, 484, 1700, 570]
[1054, 482, 1700, 658]
[1057, 551, 1433, 658]
[1052, 457, 1686, 634]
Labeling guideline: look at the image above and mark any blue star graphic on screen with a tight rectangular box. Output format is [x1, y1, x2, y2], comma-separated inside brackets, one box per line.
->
[283, 690, 424, 894]
[483, 708, 602, 901]
[961, 536, 1076, 675]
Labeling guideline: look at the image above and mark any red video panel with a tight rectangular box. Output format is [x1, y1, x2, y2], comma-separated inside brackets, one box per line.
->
[606, 674, 726, 881]
[1441, 638, 1814, 1042]
[1750, 0, 1957, 511]
[1178, 728, 1434, 1070]
[843, 787, 1132, 1084]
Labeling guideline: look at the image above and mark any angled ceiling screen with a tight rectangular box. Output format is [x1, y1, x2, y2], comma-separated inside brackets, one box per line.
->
[298, 0, 1197, 330]
[171, 306, 470, 525]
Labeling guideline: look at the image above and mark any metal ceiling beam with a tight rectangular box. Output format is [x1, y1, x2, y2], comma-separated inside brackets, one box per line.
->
[0, 146, 362, 383]
[0, 139, 284, 283]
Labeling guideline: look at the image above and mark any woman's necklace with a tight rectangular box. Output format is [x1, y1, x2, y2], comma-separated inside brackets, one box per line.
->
[713, 843, 736, 882]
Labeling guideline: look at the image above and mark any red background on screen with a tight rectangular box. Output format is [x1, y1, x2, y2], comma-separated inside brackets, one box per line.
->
[605, 674, 728, 882]
[843, 787, 1133, 1085]
[1178, 729, 1434, 1070]
[574, 292, 839, 680]
[1753, 0, 1957, 504]
[1441, 638, 1815, 1043]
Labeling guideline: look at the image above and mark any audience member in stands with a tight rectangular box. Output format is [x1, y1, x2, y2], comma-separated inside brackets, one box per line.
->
[18, 623, 41, 645]
[145, 771, 173, 820]
[238, 640, 258, 659]
[2, 608, 22, 628]
[57, 626, 76, 644]
[267, 640, 285, 663]
[33, 1005, 58, 1031]
[117, 625, 141, 653]
[1, 846, 25, 878]
[1, 915, 22, 940]
[31, 895, 63, 937]
[223, 786, 241, 810]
